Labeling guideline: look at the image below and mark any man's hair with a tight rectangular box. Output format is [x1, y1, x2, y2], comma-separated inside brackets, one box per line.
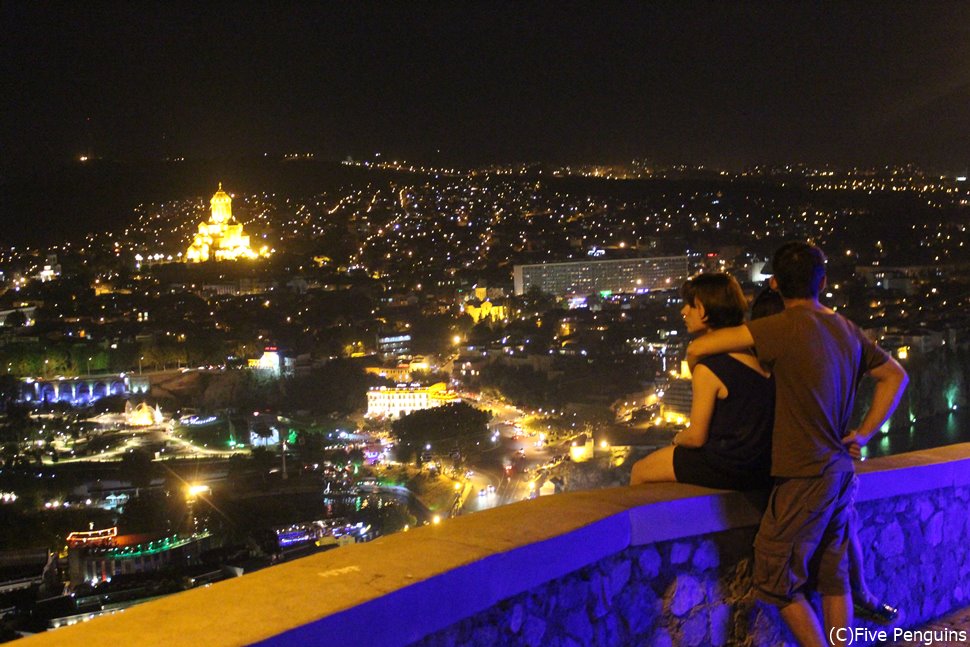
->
[681, 272, 746, 329]
[772, 241, 826, 298]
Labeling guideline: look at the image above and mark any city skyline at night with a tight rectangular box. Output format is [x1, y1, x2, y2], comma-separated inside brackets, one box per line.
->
[2, 4, 970, 643]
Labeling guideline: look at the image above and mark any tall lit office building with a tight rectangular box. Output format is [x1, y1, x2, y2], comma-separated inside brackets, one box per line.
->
[513, 256, 689, 297]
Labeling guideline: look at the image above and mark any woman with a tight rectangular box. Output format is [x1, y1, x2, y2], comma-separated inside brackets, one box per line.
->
[630, 280, 897, 623]
[629, 273, 773, 490]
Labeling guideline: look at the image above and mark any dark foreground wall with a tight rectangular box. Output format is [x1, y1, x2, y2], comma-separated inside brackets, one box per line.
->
[19, 444, 970, 647]
[415, 480, 970, 646]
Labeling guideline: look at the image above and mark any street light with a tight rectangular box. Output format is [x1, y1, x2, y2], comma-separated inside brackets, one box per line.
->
[186, 484, 210, 499]
[87, 357, 92, 375]
[139, 356, 144, 375]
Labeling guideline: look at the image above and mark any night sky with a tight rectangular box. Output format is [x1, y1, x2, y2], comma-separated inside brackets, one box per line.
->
[4, 3, 970, 172]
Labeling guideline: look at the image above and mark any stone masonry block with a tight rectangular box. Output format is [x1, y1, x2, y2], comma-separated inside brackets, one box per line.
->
[692, 539, 719, 571]
[878, 521, 905, 557]
[607, 560, 631, 599]
[670, 541, 693, 565]
[470, 624, 499, 646]
[590, 572, 610, 619]
[563, 609, 593, 645]
[638, 546, 662, 580]
[944, 507, 964, 544]
[522, 614, 547, 647]
[650, 627, 674, 647]
[593, 615, 621, 647]
[709, 603, 731, 647]
[681, 609, 709, 647]
[509, 603, 524, 634]
[615, 585, 656, 637]
[670, 574, 706, 617]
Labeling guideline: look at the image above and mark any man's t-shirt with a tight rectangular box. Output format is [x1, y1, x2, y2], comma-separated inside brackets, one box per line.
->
[746, 305, 890, 478]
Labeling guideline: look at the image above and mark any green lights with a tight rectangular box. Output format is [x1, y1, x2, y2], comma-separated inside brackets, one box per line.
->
[102, 532, 211, 559]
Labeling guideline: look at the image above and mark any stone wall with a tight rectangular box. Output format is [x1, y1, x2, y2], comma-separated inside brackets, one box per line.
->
[21, 445, 970, 647]
[416, 483, 970, 647]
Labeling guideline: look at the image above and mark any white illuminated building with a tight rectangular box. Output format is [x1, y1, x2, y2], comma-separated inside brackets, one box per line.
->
[366, 382, 457, 418]
[37, 254, 62, 282]
[249, 347, 292, 377]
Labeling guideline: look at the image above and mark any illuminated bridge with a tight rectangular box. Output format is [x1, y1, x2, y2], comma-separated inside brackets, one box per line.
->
[20, 444, 970, 646]
[19, 374, 151, 406]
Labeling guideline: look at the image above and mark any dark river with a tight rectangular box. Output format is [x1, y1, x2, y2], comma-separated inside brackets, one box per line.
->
[862, 409, 968, 459]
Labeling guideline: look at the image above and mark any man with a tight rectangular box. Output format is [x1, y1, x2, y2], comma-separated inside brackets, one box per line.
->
[686, 242, 908, 647]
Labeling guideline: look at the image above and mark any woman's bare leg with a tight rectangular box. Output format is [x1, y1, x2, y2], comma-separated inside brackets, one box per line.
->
[630, 445, 677, 485]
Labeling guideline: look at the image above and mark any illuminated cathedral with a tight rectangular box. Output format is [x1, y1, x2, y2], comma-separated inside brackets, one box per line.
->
[185, 184, 270, 262]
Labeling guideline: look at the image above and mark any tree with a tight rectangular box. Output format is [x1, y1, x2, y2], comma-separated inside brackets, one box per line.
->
[251, 421, 274, 445]
[0, 374, 20, 412]
[282, 360, 368, 415]
[346, 447, 365, 468]
[3, 310, 27, 328]
[0, 403, 36, 444]
[120, 448, 155, 496]
[1, 443, 20, 468]
[518, 285, 557, 317]
[391, 402, 490, 463]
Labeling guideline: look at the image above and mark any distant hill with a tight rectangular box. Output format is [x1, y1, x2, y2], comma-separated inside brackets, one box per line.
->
[0, 158, 413, 247]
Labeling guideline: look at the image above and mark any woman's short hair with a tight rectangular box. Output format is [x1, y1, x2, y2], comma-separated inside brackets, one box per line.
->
[680, 273, 747, 329]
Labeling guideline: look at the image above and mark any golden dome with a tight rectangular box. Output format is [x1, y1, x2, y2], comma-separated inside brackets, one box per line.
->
[209, 182, 232, 224]
[210, 182, 231, 204]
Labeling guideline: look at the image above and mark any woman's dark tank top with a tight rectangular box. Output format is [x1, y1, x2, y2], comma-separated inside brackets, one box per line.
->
[696, 353, 774, 473]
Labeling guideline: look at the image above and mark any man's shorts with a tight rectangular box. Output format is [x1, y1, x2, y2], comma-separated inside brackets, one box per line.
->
[753, 471, 854, 606]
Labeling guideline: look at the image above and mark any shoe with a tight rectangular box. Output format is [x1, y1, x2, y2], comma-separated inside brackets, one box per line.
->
[854, 598, 898, 624]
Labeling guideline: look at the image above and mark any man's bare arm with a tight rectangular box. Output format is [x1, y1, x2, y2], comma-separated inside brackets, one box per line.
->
[685, 325, 755, 371]
[842, 357, 908, 455]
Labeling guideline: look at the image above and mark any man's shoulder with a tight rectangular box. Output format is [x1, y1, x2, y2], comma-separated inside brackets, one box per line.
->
[779, 306, 859, 332]
[817, 309, 867, 338]
[746, 310, 789, 335]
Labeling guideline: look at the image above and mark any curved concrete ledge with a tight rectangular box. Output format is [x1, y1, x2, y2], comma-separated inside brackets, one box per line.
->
[21, 443, 970, 647]
[855, 444, 970, 501]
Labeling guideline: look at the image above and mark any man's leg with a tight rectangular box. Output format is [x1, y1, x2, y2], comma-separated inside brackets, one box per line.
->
[847, 520, 868, 595]
[629, 445, 676, 485]
[846, 491, 899, 623]
[846, 478, 875, 602]
[809, 473, 854, 647]
[779, 597, 827, 647]
[823, 593, 852, 646]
